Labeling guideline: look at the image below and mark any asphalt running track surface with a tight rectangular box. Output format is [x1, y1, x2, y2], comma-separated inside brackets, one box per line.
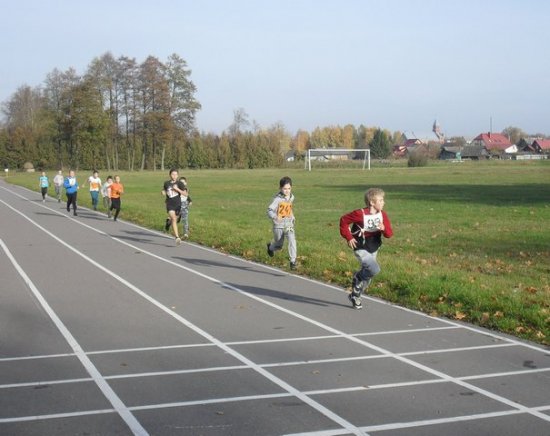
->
[1, 179, 549, 436]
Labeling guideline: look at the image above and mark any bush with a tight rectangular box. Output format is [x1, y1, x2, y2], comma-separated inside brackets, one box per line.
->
[407, 151, 428, 167]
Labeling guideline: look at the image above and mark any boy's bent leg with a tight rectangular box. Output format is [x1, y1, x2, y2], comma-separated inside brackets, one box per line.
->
[353, 249, 380, 293]
[270, 228, 285, 252]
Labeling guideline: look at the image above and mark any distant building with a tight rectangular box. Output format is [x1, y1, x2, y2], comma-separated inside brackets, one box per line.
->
[531, 139, 550, 154]
[472, 132, 517, 154]
[439, 144, 489, 160]
[393, 136, 424, 157]
[517, 138, 550, 159]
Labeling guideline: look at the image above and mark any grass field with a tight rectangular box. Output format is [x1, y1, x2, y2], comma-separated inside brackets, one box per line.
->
[4, 160, 550, 345]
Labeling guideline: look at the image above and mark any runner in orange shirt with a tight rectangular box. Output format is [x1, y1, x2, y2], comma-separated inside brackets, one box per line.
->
[109, 175, 124, 221]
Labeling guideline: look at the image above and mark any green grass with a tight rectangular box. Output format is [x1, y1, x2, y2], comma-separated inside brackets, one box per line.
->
[5, 160, 550, 345]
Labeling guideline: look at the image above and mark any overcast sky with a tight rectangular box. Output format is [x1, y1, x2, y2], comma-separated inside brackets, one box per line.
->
[1, 0, 549, 138]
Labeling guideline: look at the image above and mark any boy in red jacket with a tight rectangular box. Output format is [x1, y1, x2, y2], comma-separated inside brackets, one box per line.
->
[339, 188, 393, 309]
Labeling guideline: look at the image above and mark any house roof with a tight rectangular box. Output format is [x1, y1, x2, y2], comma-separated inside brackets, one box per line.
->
[461, 145, 489, 157]
[403, 138, 423, 146]
[533, 139, 550, 150]
[473, 133, 512, 150]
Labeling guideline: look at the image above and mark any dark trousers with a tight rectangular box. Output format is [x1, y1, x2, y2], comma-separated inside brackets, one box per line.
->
[110, 198, 121, 220]
[66, 192, 77, 213]
[40, 187, 48, 200]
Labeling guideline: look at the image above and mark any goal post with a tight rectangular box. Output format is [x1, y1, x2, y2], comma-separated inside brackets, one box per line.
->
[305, 148, 371, 171]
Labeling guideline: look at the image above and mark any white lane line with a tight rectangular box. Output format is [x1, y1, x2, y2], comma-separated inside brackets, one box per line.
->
[0, 330, 512, 363]
[261, 354, 387, 368]
[7, 363, 550, 394]
[0, 197, 366, 435]
[283, 410, 527, 436]
[4, 186, 550, 428]
[0, 239, 147, 435]
[0, 352, 76, 362]
[0, 377, 93, 389]
[86, 342, 216, 356]
[0, 409, 117, 424]
[104, 365, 249, 380]
[128, 392, 293, 412]
[399, 342, 516, 356]
[460, 366, 550, 381]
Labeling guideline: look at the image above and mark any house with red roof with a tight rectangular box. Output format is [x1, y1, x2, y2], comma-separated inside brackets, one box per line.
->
[393, 138, 424, 157]
[472, 132, 517, 154]
[531, 139, 550, 154]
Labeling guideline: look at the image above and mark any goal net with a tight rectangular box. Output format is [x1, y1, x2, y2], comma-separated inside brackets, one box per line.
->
[305, 148, 371, 171]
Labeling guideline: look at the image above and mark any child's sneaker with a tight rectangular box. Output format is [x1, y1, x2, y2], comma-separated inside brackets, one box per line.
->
[266, 243, 274, 257]
[348, 293, 362, 310]
[175, 237, 181, 246]
[183, 233, 189, 239]
[290, 261, 297, 270]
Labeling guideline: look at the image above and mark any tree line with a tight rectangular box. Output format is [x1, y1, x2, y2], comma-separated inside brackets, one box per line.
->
[0, 52, 403, 171]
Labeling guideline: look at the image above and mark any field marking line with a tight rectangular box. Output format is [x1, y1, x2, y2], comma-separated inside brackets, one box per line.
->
[0, 352, 76, 362]
[0, 197, 366, 436]
[6, 358, 550, 394]
[0, 377, 93, 389]
[3, 185, 550, 426]
[398, 342, 516, 356]
[283, 409, 528, 436]
[0, 325, 460, 363]
[0, 238, 148, 435]
[0, 409, 117, 424]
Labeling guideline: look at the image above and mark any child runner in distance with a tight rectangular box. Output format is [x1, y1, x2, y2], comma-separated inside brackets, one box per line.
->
[267, 176, 297, 270]
[86, 170, 102, 211]
[178, 177, 192, 238]
[102, 176, 113, 215]
[38, 171, 49, 202]
[109, 175, 124, 221]
[339, 188, 393, 310]
[162, 169, 186, 245]
[53, 170, 64, 202]
[63, 170, 79, 216]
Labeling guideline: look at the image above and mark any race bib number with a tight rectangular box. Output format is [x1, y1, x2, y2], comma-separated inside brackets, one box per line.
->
[363, 212, 382, 232]
[166, 182, 179, 198]
[277, 202, 293, 219]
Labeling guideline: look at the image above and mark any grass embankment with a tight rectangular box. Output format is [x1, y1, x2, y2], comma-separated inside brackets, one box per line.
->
[5, 160, 550, 345]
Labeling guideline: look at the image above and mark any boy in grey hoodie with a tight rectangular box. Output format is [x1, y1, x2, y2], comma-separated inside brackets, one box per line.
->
[266, 176, 297, 270]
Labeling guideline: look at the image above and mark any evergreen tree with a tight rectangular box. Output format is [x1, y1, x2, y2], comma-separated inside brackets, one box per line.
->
[369, 128, 391, 159]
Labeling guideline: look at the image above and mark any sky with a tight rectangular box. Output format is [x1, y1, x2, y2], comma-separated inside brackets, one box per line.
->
[1, 0, 549, 139]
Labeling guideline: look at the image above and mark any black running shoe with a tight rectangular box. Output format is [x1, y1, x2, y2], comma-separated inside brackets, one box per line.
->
[165, 218, 171, 231]
[266, 243, 274, 257]
[290, 261, 297, 270]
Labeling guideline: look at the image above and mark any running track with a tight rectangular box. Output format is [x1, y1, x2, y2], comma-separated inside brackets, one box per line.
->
[1, 179, 549, 436]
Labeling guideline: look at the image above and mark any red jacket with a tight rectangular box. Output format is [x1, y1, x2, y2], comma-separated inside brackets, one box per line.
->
[340, 208, 393, 251]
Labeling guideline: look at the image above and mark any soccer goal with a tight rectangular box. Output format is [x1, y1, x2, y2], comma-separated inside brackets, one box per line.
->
[305, 148, 371, 171]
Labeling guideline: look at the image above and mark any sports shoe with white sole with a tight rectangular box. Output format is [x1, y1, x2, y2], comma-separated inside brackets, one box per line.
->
[348, 293, 362, 310]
